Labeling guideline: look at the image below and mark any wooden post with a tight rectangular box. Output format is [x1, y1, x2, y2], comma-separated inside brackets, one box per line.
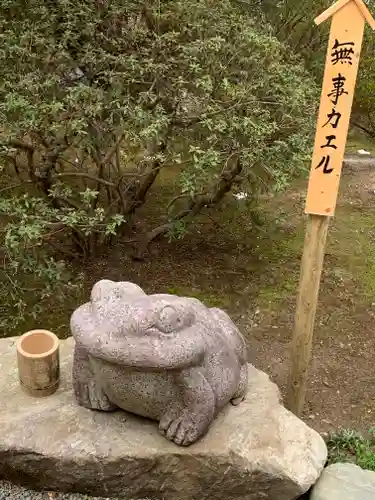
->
[287, 215, 329, 416]
[286, 0, 375, 415]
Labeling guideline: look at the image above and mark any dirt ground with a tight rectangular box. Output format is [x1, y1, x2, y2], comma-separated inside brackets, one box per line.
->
[32, 152, 375, 436]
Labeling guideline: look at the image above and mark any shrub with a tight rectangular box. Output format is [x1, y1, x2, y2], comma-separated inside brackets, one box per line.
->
[0, 0, 318, 332]
[327, 428, 375, 471]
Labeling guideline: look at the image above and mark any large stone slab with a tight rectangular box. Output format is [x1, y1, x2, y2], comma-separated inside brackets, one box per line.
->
[311, 463, 375, 500]
[0, 337, 327, 500]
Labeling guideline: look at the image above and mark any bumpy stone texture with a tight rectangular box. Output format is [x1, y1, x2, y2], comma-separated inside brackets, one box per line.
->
[0, 336, 327, 500]
[70, 280, 248, 446]
[311, 463, 375, 500]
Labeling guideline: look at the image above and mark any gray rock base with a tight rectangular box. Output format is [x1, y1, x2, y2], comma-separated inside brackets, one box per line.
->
[0, 337, 327, 500]
[311, 463, 375, 500]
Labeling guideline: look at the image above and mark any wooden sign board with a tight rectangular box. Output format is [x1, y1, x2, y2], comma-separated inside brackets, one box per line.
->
[286, 0, 375, 416]
[305, 0, 372, 216]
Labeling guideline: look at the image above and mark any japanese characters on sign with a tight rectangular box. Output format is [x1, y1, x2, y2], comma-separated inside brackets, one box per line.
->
[305, 0, 366, 216]
[315, 41, 354, 177]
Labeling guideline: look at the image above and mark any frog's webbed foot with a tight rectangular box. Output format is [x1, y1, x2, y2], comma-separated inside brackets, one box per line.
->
[159, 405, 213, 446]
[73, 344, 117, 412]
[83, 380, 117, 411]
[159, 369, 216, 446]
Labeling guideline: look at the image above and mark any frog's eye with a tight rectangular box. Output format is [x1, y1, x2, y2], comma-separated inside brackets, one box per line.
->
[156, 306, 182, 333]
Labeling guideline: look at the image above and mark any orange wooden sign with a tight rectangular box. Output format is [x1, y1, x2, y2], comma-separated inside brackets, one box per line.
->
[305, 0, 375, 216]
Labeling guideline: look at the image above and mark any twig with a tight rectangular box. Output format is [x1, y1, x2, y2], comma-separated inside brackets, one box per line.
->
[115, 143, 121, 174]
[102, 134, 125, 166]
[3, 155, 22, 179]
[0, 180, 34, 194]
[55, 196, 82, 211]
[46, 240, 82, 259]
[352, 121, 375, 138]
[54, 172, 116, 187]
[7, 140, 34, 152]
[167, 193, 191, 211]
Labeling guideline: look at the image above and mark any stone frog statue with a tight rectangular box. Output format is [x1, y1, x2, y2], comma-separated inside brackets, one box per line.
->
[70, 280, 248, 446]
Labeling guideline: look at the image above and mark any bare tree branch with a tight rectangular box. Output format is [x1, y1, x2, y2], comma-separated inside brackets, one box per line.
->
[352, 121, 375, 138]
[0, 180, 34, 194]
[8, 140, 35, 152]
[54, 172, 117, 187]
[133, 153, 242, 259]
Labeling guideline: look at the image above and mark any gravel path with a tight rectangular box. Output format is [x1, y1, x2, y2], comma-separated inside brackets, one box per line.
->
[0, 481, 117, 500]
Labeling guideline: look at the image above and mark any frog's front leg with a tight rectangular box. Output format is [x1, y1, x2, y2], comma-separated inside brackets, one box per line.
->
[159, 368, 215, 446]
[72, 343, 117, 411]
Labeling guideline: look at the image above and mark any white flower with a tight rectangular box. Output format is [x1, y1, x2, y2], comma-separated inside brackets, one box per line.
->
[233, 192, 248, 200]
[358, 149, 371, 155]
